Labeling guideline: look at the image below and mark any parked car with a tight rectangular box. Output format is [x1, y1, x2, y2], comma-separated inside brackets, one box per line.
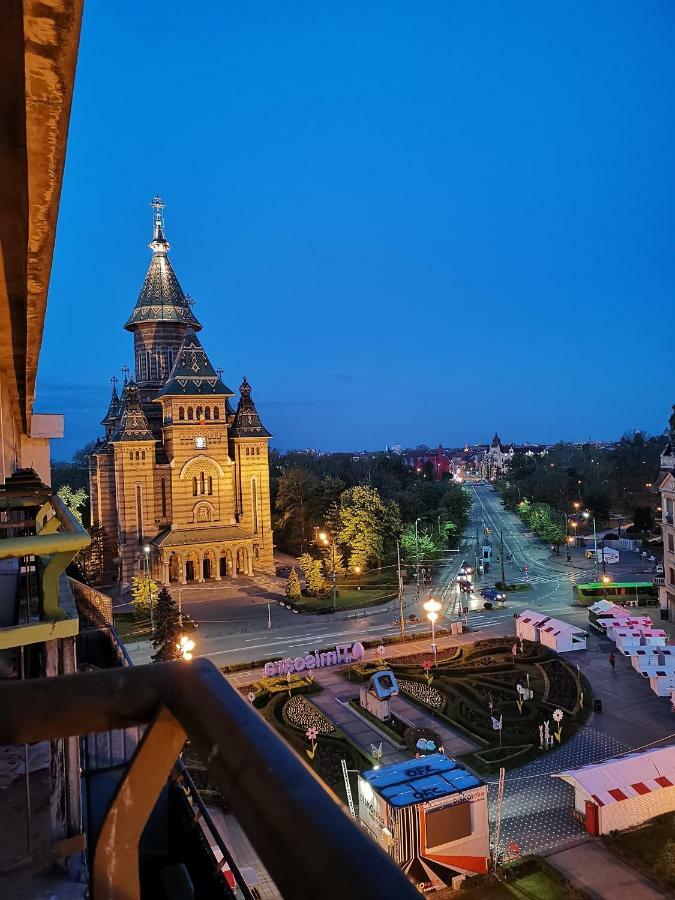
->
[480, 587, 505, 602]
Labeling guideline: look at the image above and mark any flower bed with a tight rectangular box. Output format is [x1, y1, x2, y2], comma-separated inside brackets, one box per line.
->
[398, 678, 445, 710]
[284, 695, 335, 735]
[393, 646, 462, 666]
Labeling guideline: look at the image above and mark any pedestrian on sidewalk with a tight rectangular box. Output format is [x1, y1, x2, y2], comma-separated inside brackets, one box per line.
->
[609, 652, 615, 672]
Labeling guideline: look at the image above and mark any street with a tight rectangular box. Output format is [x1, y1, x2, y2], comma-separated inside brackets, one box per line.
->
[128, 483, 662, 666]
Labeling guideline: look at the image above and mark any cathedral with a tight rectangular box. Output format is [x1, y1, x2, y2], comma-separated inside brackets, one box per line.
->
[89, 198, 274, 588]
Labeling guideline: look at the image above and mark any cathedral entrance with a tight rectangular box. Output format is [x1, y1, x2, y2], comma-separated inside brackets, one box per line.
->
[219, 556, 227, 578]
[185, 560, 195, 582]
[168, 554, 180, 582]
[203, 556, 212, 580]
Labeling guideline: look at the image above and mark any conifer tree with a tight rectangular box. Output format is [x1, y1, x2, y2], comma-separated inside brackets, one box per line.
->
[286, 567, 302, 600]
[152, 586, 182, 662]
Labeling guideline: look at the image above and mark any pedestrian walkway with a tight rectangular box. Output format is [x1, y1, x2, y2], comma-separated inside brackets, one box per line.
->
[311, 668, 406, 765]
[390, 694, 478, 757]
[490, 726, 629, 857]
[546, 841, 665, 899]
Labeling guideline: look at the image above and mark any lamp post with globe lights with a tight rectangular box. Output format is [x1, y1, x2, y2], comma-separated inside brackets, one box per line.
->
[582, 511, 600, 581]
[318, 531, 338, 612]
[423, 597, 442, 664]
[143, 544, 154, 635]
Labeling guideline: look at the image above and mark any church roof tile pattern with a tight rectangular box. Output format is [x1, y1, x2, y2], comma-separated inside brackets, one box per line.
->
[157, 328, 234, 397]
[124, 198, 201, 332]
[101, 381, 121, 427]
[110, 383, 156, 442]
[230, 377, 271, 438]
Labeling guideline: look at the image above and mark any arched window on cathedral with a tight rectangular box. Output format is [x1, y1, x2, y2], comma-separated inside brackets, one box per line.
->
[208, 475, 213, 495]
[150, 353, 157, 380]
[205, 407, 211, 420]
[187, 407, 194, 420]
[213, 407, 219, 420]
[135, 451, 140, 461]
[245, 448, 249, 456]
[192, 476, 198, 497]
[129, 452, 133, 461]
[256, 447, 260, 456]
[141, 451, 145, 460]
[161, 478, 167, 517]
[168, 349, 174, 371]
[179, 406, 185, 420]
[200, 472, 206, 495]
[196, 406, 203, 420]
[145, 351, 151, 380]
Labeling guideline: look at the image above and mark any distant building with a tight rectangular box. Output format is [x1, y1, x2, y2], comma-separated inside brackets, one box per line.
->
[657, 406, 675, 620]
[481, 433, 548, 480]
[404, 445, 452, 480]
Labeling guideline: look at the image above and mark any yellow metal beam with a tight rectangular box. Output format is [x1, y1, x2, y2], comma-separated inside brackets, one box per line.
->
[92, 706, 187, 899]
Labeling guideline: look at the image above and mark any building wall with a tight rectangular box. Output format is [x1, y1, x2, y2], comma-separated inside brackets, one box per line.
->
[112, 440, 157, 585]
[599, 785, 675, 834]
[232, 437, 274, 572]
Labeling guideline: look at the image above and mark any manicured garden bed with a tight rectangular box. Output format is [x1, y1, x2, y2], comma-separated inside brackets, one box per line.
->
[245, 675, 373, 803]
[347, 637, 593, 774]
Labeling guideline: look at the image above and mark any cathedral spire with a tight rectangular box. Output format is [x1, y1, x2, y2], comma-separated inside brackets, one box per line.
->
[149, 195, 169, 252]
[110, 382, 155, 442]
[157, 327, 234, 397]
[124, 197, 201, 332]
[101, 375, 122, 430]
[231, 377, 272, 438]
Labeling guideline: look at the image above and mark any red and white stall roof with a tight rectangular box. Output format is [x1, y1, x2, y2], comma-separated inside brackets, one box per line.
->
[554, 746, 675, 807]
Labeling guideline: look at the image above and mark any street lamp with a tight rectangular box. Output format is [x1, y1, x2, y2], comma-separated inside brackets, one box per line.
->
[354, 565, 361, 591]
[423, 597, 442, 663]
[177, 634, 195, 661]
[319, 531, 337, 612]
[143, 544, 154, 635]
[582, 512, 600, 581]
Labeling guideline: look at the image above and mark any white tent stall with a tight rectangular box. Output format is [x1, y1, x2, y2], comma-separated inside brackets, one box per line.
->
[649, 673, 675, 697]
[515, 611, 586, 652]
[631, 648, 675, 677]
[554, 746, 675, 835]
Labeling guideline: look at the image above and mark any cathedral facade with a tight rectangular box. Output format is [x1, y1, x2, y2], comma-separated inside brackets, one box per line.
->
[89, 199, 274, 588]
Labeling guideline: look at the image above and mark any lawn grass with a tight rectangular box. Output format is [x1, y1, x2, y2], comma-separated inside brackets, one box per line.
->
[448, 858, 591, 899]
[603, 811, 675, 893]
[293, 586, 395, 611]
[113, 611, 152, 642]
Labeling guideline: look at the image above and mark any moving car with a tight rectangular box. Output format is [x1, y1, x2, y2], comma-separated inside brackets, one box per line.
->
[457, 578, 473, 594]
[480, 587, 506, 602]
[458, 562, 473, 577]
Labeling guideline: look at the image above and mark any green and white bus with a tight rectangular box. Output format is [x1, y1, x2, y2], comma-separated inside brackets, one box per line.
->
[573, 581, 659, 608]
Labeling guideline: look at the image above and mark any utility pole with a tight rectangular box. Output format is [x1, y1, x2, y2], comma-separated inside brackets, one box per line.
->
[415, 518, 421, 605]
[396, 538, 405, 641]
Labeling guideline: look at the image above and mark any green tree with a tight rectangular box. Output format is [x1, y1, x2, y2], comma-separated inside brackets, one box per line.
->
[151, 586, 182, 662]
[286, 567, 302, 600]
[275, 468, 320, 552]
[130, 574, 159, 613]
[57, 485, 88, 524]
[297, 553, 327, 596]
[76, 521, 105, 585]
[332, 485, 401, 570]
[400, 524, 438, 565]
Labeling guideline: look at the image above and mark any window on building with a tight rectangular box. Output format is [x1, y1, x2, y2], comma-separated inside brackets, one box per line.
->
[204, 407, 211, 420]
[251, 478, 259, 534]
[135, 484, 143, 544]
[208, 476, 213, 495]
[168, 349, 174, 370]
[145, 351, 151, 380]
[129, 452, 133, 461]
[669, 533, 674, 553]
[245, 448, 249, 456]
[213, 407, 219, 420]
[200, 472, 206, 495]
[192, 477, 198, 497]
[196, 406, 203, 420]
[161, 478, 167, 517]
[179, 406, 185, 420]
[256, 447, 260, 456]
[141, 451, 145, 460]
[135, 451, 140, 461]
[188, 407, 194, 420]
[670, 568, 675, 587]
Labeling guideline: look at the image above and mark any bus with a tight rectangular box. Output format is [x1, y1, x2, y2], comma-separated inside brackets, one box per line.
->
[572, 581, 659, 608]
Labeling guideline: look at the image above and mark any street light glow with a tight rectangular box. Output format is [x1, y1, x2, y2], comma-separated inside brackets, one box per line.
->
[318, 531, 327, 541]
[177, 634, 196, 661]
[143, 545, 151, 554]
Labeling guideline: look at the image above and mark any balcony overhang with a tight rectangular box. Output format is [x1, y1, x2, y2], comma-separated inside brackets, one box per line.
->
[0, 1, 83, 432]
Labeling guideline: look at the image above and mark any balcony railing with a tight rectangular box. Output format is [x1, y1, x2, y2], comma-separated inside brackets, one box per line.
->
[0, 658, 418, 900]
[0, 491, 90, 649]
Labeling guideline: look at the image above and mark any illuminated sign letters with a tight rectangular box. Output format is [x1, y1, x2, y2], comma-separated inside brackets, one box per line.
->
[263, 641, 365, 677]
